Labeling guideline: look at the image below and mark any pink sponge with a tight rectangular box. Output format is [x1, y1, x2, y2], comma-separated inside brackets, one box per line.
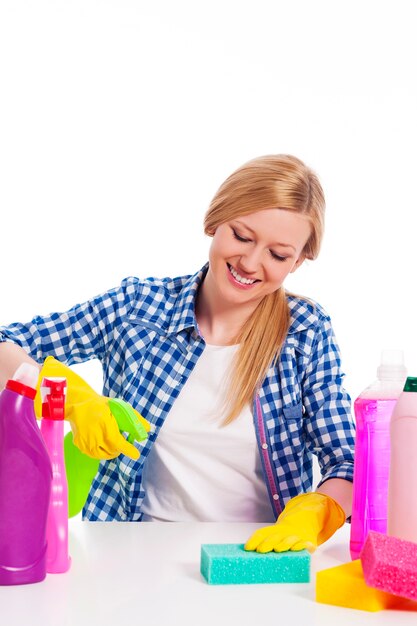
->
[361, 531, 417, 601]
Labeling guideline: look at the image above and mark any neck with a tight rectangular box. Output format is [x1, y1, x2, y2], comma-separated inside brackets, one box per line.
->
[195, 273, 258, 346]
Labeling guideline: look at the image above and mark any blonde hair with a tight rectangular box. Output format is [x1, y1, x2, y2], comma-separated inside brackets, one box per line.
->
[203, 154, 325, 424]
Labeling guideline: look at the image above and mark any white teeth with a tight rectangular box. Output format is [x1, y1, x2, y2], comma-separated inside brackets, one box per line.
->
[229, 265, 256, 285]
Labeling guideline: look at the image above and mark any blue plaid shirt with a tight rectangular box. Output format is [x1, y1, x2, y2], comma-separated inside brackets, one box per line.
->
[0, 264, 355, 521]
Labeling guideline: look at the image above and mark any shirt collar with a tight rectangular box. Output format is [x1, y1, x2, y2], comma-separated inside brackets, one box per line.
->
[166, 264, 317, 337]
[166, 263, 208, 336]
[287, 295, 320, 334]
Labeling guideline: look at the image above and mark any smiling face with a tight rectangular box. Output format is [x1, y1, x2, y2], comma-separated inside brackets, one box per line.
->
[205, 208, 311, 309]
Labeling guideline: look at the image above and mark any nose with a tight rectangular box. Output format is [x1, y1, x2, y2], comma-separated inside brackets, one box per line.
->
[239, 246, 263, 273]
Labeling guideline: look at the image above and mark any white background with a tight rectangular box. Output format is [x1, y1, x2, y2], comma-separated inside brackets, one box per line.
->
[1, 0, 416, 403]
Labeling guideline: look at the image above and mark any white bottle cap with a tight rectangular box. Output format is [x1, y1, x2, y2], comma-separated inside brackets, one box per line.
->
[377, 349, 407, 381]
[12, 362, 40, 390]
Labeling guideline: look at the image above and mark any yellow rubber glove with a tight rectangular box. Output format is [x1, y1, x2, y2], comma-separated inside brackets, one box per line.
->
[244, 492, 346, 553]
[35, 356, 150, 460]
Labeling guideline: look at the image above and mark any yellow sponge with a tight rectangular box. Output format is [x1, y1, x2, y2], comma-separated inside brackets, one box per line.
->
[316, 559, 417, 612]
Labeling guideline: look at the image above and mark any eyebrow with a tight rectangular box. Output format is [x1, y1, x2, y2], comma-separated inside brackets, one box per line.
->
[233, 220, 296, 252]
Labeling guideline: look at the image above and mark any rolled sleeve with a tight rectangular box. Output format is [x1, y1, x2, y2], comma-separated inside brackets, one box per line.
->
[302, 316, 355, 485]
[0, 277, 141, 366]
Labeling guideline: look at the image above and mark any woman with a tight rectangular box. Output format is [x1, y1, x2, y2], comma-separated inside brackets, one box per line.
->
[0, 154, 355, 552]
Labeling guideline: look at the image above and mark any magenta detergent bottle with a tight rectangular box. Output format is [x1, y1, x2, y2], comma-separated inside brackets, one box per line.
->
[40, 376, 71, 573]
[0, 363, 52, 585]
[349, 350, 407, 560]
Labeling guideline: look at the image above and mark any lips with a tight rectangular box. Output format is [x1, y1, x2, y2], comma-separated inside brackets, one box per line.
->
[227, 263, 260, 286]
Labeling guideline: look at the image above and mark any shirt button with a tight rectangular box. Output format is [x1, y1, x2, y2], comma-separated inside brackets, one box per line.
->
[261, 442, 268, 449]
[273, 494, 279, 501]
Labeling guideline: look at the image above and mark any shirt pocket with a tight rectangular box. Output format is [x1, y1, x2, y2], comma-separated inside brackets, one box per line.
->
[282, 401, 305, 456]
[117, 318, 162, 400]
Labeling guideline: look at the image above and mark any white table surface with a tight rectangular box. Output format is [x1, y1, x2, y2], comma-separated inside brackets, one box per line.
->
[1, 519, 416, 626]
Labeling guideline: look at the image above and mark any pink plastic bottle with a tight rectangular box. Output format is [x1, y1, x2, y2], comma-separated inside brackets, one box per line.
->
[349, 350, 407, 560]
[388, 376, 417, 543]
[40, 377, 71, 573]
[0, 363, 52, 585]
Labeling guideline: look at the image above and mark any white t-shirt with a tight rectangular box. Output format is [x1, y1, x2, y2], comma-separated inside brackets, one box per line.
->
[141, 343, 274, 522]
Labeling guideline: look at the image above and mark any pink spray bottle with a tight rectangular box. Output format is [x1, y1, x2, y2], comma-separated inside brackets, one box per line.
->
[40, 376, 71, 573]
[349, 349, 407, 560]
[0, 363, 52, 585]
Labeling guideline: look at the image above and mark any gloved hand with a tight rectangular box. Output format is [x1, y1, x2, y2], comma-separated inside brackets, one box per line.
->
[244, 492, 346, 553]
[35, 356, 150, 460]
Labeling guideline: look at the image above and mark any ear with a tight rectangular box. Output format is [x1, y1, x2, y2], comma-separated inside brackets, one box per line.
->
[290, 255, 306, 274]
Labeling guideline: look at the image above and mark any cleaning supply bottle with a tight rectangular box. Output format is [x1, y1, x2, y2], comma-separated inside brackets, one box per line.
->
[349, 350, 407, 560]
[388, 376, 417, 543]
[40, 376, 71, 573]
[64, 397, 149, 517]
[0, 363, 52, 585]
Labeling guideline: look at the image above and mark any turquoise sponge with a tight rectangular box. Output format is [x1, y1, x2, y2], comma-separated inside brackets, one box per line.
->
[200, 543, 310, 585]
